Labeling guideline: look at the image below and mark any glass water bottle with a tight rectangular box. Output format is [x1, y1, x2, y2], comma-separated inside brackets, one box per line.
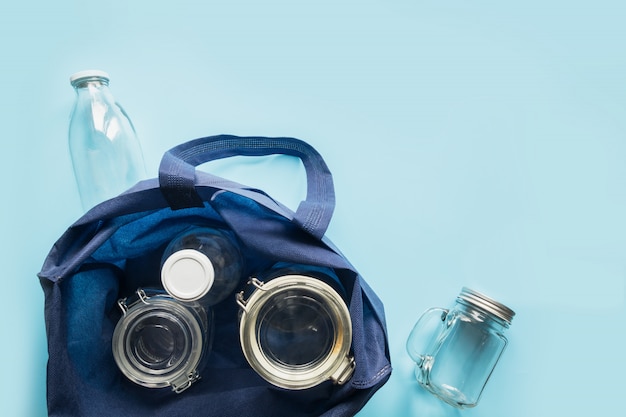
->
[161, 227, 245, 306]
[68, 70, 146, 211]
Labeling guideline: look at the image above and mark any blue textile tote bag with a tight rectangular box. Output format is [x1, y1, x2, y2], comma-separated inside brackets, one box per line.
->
[38, 135, 391, 417]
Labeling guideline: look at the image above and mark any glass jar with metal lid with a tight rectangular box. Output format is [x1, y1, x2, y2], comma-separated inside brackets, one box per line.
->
[111, 288, 212, 393]
[406, 287, 515, 408]
[236, 264, 355, 390]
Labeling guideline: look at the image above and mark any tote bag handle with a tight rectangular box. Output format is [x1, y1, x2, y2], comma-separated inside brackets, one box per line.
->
[159, 134, 335, 239]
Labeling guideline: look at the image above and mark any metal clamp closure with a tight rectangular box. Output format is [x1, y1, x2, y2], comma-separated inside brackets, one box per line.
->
[117, 288, 153, 315]
[236, 277, 266, 313]
[171, 370, 201, 394]
[330, 355, 356, 385]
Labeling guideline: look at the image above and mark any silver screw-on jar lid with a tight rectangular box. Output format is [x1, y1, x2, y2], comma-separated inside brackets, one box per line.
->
[458, 287, 515, 325]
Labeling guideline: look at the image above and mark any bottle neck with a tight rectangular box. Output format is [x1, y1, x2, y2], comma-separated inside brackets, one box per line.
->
[71, 76, 110, 89]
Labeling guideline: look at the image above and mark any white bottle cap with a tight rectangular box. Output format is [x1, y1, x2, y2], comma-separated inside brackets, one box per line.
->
[161, 249, 215, 302]
[69, 69, 110, 84]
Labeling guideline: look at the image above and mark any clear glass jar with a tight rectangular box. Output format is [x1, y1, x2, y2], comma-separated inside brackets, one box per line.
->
[406, 288, 515, 408]
[236, 264, 355, 390]
[161, 227, 245, 306]
[111, 288, 212, 393]
[68, 70, 146, 211]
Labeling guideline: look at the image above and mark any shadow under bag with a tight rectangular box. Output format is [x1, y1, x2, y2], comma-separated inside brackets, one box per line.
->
[38, 135, 392, 417]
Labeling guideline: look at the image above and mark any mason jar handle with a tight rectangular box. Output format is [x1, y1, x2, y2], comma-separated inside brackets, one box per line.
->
[159, 134, 335, 239]
[406, 307, 449, 366]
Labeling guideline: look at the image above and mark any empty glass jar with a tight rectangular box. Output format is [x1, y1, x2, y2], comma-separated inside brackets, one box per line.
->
[406, 287, 515, 408]
[236, 264, 355, 390]
[111, 288, 212, 393]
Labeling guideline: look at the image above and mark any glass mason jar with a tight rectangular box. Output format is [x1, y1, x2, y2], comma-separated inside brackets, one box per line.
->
[406, 287, 515, 408]
[236, 264, 355, 390]
[111, 288, 212, 393]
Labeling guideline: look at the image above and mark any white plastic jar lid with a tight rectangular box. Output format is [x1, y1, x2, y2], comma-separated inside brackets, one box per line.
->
[161, 249, 216, 302]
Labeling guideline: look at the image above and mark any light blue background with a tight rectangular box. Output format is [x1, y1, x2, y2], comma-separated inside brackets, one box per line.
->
[1, 1, 625, 416]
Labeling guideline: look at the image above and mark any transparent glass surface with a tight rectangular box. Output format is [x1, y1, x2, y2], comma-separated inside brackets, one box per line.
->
[69, 74, 146, 211]
[238, 273, 354, 390]
[418, 311, 507, 407]
[408, 293, 512, 409]
[126, 311, 188, 374]
[112, 293, 207, 390]
[257, 290, 334, 367]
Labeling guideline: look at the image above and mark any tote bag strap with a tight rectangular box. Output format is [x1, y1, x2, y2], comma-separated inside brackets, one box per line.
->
[159, 135, 335, 239]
